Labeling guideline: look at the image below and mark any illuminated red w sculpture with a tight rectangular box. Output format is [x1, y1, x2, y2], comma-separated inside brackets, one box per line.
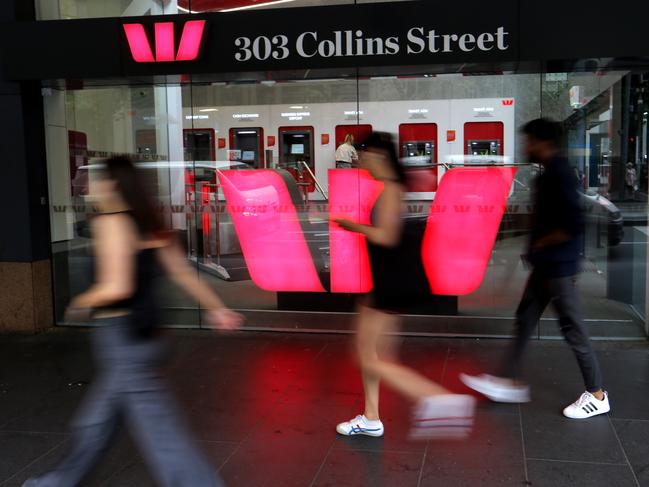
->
[218, 169, 326, 292]
[219, 167, 515, 295]
[123, 20, 206, 63]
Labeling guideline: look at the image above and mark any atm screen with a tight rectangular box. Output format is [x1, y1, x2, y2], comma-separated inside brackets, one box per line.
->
[241, 151, 255, 162]
[469, 140, 500, 156]
[291, 144, 305, 155]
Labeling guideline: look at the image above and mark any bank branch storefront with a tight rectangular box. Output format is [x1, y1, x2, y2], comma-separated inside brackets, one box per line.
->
[3, 0, 649, 338]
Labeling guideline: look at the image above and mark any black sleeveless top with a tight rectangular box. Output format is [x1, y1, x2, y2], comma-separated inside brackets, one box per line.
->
[94, 211, 163, 338]
[366, 192, 431, 313]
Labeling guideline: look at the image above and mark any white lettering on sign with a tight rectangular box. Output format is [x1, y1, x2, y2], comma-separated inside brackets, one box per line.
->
[235, 27, 509, 62]
[281, 112, 311, 117]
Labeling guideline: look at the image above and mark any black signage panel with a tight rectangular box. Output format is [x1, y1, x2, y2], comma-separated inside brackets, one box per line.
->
[3, 1, 519, 80]
[3, 0, 649, 81]
[162, 1, 518, 73]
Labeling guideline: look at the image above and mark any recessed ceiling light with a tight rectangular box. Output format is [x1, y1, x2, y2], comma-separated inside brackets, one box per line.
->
[289, 105, 304, 109]
[199, 108, 218, 112]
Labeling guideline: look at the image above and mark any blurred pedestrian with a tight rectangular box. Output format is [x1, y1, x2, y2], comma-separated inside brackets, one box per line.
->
[23, 157, 242, 487]
[333, 132, 475, 440]
[625, 162, 637, 200]
[461, 119, 610, 419]
[335, 133, 359, 168]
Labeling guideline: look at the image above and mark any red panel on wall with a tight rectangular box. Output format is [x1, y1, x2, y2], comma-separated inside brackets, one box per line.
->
[399, 123, 438, 192]
[464, 121, 504, 155]
[335, 124, 373, 147]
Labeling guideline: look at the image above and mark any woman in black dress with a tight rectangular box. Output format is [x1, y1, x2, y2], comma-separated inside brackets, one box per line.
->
[333, 132, 475, 440]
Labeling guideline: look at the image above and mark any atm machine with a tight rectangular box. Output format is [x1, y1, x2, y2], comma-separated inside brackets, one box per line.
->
[229, 127, 264, 168]
[464, 122, 504, 161]
[279, 126, 315, 194]
[399, 123, 438, 192]
[183, 128, 216, 161]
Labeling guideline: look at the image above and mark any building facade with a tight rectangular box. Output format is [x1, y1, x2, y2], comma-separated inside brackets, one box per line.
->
[1, 0, 648, 339]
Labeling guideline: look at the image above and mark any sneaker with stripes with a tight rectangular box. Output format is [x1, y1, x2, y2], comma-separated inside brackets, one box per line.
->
[409, 394, 476, 441]
[562, 391, 610, 419]
[336, 414, 385, 437]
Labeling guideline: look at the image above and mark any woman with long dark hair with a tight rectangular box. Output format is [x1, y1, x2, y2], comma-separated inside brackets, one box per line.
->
[24, 157, 240, 486]
[333, 132, 476, 440]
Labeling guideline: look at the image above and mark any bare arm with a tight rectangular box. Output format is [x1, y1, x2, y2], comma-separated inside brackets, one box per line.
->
[334, 182, 403, 247]
[70, 215, 136, 309]
[156, 240, 225, 310]
[156, 239, 242, 330]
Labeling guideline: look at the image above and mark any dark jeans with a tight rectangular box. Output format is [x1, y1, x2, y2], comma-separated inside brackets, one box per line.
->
[26, 317, 223, 487]
[499, 269, 603, 392]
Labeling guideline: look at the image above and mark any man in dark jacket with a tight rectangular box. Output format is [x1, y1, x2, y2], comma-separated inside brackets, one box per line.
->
[461, 118, 610, 419]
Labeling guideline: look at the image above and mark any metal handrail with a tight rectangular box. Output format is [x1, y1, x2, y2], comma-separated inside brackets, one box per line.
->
[298, 160, 328, 199]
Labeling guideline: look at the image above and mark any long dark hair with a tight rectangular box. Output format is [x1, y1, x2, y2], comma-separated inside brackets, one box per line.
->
[361, 131, 406, 184]
[102, 156, 167, 237]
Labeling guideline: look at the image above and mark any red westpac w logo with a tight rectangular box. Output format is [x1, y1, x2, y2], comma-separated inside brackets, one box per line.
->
[218, 168, 516, 296]
[502, 99, 514, 106]
[123, 20, 206, 63]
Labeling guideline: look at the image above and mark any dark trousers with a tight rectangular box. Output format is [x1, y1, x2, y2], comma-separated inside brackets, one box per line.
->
[499, 269, 603, 392]
[26, 317, 223, 487]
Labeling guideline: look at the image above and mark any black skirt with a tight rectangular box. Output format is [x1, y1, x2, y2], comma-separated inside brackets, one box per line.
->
[366, 217, 431, 313]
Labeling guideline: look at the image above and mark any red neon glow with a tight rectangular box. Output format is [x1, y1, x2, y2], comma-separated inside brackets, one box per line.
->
[176, 20, 206, 61]
[201, 184, 212, 243]
[329, 169, 383, 293]
[422, 167, 516, 295]
[218, 170, 325, 292]
[154, 22, 176, 62]
[123, 24, 155, 62]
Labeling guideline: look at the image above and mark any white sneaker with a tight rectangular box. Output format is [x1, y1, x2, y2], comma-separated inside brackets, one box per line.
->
[460, 373, 531, 403]
[336, 414, 384, 437]
[410, 394, 476, 440]
[563, 391, 610, 419]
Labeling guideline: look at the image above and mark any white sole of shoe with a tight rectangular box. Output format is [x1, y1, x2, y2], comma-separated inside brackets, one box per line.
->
[336, 424, 384, 437]
[563, 406, 611, 420]
[460, 374, 530, 403]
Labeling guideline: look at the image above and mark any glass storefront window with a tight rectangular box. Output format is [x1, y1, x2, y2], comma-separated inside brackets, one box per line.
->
[43, 68, 649, 338]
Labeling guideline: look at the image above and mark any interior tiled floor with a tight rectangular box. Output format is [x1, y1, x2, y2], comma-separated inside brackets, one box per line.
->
[1, 329, 648, 486]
